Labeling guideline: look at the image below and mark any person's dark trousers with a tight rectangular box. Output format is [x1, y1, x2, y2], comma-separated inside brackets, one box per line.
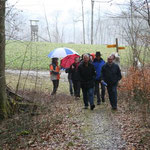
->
[107, 83, 118, 109]
[82, 87, 94, 107]
[94, 87, 96, 96]
[68, 79, 73, 95]
[72, 80, 80, 97]
[101, 83, 105, 102]
[95, 80, 101, 104]
[51, 80, 59, 95]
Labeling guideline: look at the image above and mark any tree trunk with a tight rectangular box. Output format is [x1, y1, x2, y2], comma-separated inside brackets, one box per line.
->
[81, 0, 85, 44]
[0, 0, 9, 119]
[91, 0, 94, 45]
[145, 0, 150, 28]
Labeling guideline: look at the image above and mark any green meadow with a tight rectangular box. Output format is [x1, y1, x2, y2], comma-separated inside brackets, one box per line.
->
[6, 41, 130, 70]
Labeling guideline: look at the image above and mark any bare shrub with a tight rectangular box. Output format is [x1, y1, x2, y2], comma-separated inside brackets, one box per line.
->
[120, 67, 150, 124]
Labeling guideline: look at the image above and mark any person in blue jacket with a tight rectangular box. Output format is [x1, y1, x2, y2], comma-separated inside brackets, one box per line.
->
[93, 52, 106, 105]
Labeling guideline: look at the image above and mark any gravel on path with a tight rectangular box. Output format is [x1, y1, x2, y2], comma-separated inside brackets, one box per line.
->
[77, 103, 126, 150]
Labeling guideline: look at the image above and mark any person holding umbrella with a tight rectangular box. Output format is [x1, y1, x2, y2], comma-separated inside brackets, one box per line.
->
[49, 57, 60, 95]
[60, 54, 80, 97]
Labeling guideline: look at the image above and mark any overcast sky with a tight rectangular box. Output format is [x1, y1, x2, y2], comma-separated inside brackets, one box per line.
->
[6, 0, 129, 43]
[7, 0, 127, 21]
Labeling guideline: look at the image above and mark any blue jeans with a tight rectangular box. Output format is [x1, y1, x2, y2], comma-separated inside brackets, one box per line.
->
[82, 88, 94, 107]
[107, 83, 118, 109]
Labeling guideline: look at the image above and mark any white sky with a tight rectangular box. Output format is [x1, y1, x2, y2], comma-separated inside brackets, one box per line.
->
[7, 0, 127, 20]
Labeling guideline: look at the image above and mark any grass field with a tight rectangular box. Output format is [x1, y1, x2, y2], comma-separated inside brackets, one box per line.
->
[6, 73, 69, 94]
[6, 41, 130, 70]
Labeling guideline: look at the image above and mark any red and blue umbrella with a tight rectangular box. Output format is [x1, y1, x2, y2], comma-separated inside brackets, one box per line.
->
[48, 47, 78, 58]
[60, 54, 80, 69]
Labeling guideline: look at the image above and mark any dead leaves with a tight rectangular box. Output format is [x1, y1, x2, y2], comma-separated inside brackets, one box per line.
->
[120, 67, 150, 102]
[0, 93, 88, 150]
[114, 91, 150, 150]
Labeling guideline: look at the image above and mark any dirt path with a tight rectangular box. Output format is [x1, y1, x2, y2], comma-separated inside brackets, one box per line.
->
[6, 69, 126, 81]
[75, 102, 126, 150]
[6, 69, 68, 81]
[5, 70, 126, 149]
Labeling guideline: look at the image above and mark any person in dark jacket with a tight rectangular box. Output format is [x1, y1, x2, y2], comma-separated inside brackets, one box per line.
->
[93, 52, 105, 105]
[65, 68, 73, 96]
[78, 54, 96, 110]
[101, 56, 122, 110]
[70, 57, 80, 99]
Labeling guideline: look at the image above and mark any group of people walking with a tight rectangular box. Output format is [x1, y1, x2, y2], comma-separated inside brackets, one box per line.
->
[49, 51, 122, 110]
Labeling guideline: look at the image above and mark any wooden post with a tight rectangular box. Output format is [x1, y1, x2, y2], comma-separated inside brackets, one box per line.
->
[116, 38, 119, 53]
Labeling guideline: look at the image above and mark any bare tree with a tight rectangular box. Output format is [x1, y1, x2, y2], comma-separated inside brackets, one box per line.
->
[51, 12, 62, 43]
[0, 0, 10, 119]
[119, 0, 150, 67]
[81, 0, 86, 44]
[131, 0, 150, 28]
[43, 4, 51, 42]
[5, 3, 29, 42]
[91, 0, 94, 44]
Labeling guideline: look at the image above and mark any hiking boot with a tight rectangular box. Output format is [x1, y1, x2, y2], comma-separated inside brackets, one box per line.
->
[112, 107, 117, 110]
[90, 105, 95, 110]
[51, 92, 56, 95]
